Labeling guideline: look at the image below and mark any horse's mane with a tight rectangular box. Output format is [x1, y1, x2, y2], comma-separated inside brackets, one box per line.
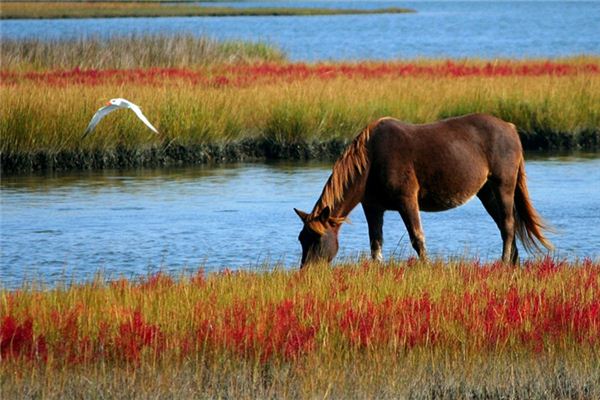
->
[311, 117, 390, 218]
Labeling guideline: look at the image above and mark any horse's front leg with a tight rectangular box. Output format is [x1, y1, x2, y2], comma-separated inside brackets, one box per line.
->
[362, 204, 384, 262]
[398, 195, 427, 260]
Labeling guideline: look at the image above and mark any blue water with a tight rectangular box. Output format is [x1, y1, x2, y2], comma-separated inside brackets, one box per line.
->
[1, 156, 599, 288]
[1, 2, 599, 288]
[1, 1, 598, 60]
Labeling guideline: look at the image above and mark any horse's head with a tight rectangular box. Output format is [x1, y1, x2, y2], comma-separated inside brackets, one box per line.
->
[294, 206, 344, 268]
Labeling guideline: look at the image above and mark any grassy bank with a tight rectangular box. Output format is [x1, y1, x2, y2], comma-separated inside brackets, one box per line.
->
[1, 258, 599, 398]
[0, 2, 415, 19]
[0, 35, 287, 70]
[1, 37, 598, 172]
[2, 58, 599, 173]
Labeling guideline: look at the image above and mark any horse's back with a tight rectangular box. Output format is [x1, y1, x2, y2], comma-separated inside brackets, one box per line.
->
[371, 113, 522, 169]
[366, 114, 522, 211]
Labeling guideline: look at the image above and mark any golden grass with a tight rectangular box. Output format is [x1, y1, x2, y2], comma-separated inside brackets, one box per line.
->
[2, 258, 599, 398]
[1, 72, 598, 155]
[1, 45, 598, 172]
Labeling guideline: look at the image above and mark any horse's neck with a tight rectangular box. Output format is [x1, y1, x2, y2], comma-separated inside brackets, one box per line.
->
[311, 169, 368, 218]
[310, 120, 376, 219]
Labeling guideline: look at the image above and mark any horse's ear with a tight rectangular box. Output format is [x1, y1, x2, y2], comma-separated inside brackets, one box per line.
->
[294, 208, 309, 222]
[318, 206, 331, 223]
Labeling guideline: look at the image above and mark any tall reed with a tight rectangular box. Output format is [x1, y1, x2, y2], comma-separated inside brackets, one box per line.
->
[0, 35, 286, 70]
[1, 72, 598, 155]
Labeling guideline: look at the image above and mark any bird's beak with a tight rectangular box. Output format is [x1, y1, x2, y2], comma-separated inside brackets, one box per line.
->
[105, 101, 111, 106]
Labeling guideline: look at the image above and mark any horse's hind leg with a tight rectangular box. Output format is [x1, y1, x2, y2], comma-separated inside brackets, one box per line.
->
[362, 204, 384, 261]
[398, 196, 427, 260]
[477, 181, 518, 264]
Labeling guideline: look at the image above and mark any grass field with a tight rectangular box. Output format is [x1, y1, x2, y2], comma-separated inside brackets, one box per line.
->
[1, 36, 599, 172]
[0, 2, 415, 19]
[1, 257, 599, 398]
[1, 59, 599, 171]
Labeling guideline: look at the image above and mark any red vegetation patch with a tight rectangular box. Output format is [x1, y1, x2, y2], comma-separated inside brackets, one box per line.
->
[114, 310, 165, 363]
[2, 61, 598, 87]
[1, 258, 599, 367]
[1, 315, 47, 362]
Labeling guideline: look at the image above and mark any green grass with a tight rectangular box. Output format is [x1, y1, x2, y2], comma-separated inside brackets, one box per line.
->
[0, 2, 415, 19]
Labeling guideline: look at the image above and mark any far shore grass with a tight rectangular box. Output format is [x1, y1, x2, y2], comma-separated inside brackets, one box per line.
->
[0, 2, 415, 19]
[1, 35, 287, 69]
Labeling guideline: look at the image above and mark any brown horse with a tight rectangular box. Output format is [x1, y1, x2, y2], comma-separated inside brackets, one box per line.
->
[294, 113, 553, 267]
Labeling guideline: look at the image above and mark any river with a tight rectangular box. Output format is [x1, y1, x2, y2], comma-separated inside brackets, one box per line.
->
[1, 154, 599, 288]
[1, 1, 599, 60]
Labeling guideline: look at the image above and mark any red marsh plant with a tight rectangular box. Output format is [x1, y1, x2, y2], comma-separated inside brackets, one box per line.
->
[1, 257, 599, 368]
[1, 59, 598, 87]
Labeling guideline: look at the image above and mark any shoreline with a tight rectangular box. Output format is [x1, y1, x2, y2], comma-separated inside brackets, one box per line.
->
[0, 3, 415, 20]
[2, 132, 598, 174]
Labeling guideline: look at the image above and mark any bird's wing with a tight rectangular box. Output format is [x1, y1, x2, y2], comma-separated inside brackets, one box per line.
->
[128, 104, 159, 134]
[81, 105, 119, 138]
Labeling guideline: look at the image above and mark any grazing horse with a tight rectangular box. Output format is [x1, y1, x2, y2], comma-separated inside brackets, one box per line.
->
[294, 113, 552, 267]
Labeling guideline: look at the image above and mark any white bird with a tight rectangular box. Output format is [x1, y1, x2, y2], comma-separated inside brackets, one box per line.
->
[82, 98, 159, 138]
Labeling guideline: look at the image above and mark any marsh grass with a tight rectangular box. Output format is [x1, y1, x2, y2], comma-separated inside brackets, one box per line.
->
[0, 2, 415, 19]
[1, 72, 599, 172]
[1, 47, 598, 171]
[1, 258, 599, 398]
[0, 35, 286, 70]
[3, 355, 598, 399]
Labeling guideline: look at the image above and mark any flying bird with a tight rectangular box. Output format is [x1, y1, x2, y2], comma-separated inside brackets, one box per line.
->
[82, 98, 159, 138]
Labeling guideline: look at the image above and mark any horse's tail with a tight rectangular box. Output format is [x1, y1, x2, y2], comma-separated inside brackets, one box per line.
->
[514, 157, 554, 253]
